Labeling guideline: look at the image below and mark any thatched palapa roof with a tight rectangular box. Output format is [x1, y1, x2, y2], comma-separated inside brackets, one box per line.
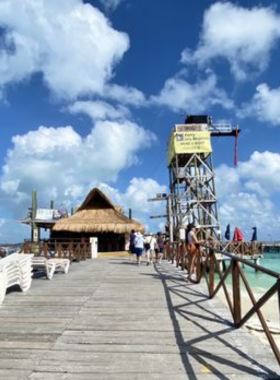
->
[52, 188, 145, 234]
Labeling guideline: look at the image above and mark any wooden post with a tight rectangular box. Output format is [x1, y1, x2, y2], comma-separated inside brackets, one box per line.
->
[209, 248, 215, 297]
[58, 243, 62, 259]
[69, 242, 73, 262]
[171, 244, 174, 264]
[43, 241, 48, 259]
[232, 259, 241, 325]
[31, 189, 39, 243]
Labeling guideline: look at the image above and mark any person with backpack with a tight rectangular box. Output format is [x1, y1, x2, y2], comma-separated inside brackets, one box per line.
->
[144, 233, 156, 266]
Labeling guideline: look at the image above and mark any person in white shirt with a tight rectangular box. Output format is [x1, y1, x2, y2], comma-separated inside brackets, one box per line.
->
[144, 233, 156, 266]
[134, 231, 144, 266]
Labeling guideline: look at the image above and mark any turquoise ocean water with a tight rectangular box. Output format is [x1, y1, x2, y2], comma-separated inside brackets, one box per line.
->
[245, 251, 280, 292]
[217, 251, 280, 293]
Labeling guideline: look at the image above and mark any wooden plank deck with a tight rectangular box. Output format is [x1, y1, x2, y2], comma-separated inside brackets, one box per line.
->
[0, 256, 279, 379]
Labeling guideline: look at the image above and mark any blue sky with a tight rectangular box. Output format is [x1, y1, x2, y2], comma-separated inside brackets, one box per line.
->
[1, 0, 280, 243]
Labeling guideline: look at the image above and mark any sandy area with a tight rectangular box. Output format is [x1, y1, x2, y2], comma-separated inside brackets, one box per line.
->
[216, 286, 280, 347]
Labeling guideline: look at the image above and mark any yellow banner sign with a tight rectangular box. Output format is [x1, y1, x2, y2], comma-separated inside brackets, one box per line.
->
[168, 131, 212, 163]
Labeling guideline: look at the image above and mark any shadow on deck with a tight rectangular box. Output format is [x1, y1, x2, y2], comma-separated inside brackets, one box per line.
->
[0, 257, 279, 379]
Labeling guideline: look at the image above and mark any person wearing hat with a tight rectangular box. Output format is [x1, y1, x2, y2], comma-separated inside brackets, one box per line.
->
[186, 223, 201, 283]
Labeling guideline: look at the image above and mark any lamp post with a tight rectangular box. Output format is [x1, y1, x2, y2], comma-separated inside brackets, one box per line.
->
[268, 234, 272, 243]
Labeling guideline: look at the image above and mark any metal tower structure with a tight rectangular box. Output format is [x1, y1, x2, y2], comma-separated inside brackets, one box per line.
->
[168, 115, 240, 242]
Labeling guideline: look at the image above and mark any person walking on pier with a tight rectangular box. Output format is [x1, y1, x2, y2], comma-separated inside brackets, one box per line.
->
[134, 231, 144, 266]
[186, 224, 201, 283]
[155, 232, 164, 264]
[129, 229, 136, 260]
[144, 233, 156, 265]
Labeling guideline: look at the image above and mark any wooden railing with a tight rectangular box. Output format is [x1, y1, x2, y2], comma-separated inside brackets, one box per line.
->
[220, 241, 263, 256]
[201, 244, 280, 366]
[165, 240, 263, 268]
[165, 241, 280, 365]
[21, 239, 91, 262]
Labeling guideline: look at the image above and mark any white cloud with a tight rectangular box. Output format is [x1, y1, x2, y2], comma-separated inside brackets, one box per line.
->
[238, 151, 280, 193]
[151, 72, 233, 112]
[182, 2, 280, 80]
[98, 0, 123, 11]
[0, 0, 129, 99]
[99, 179, 167, 214]
[104, 84, 147, 107]
[219, 192, 274, 238]
[238, 84, 280, 126]
[0, 123, 156, 218]
[98, 179, 168, 231]
[68, 100, 131, 121]
[121, 178, 168, 214]
[215, 165, 240, 198]
[216, 151, 280, 240]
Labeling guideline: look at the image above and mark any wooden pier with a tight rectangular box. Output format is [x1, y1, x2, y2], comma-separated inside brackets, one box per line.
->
[0, 257, 279, 379]
[263, 243, 280, 253]
[215, 253, 263, 272]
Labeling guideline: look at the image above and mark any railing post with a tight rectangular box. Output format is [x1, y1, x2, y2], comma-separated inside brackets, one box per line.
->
[22, 241, 28, 253]
[171, 244, 175, 265]
[278, 278, 280, 326]
[43, 241, 48, 259]
[176, 243, 179, 267]
[183, 242, 188, 271]
[77, 244, 81, 262]
[209, 248, 215, 297]
[69, 241, 73, 262]
[232, 258, 241, 325]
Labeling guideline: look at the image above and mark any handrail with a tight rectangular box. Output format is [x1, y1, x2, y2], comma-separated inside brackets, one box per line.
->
[200, 243, 280, 366]
[20, 239, 91, 262]
[215, 249, 280, 278]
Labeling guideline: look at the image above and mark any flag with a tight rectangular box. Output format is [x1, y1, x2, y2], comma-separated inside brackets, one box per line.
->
[224, 224, 230, 240]
[234, 125, 239, 166]
[233, 227, 244, 242]
[251, 227, 257, 241]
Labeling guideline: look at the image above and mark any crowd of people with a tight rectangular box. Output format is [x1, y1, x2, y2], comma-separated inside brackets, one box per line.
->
[127, 224, 202, 284]
[128, 230, 167, 266]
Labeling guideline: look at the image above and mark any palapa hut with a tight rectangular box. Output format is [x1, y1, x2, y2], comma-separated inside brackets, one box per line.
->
[52, 188, 145, 252]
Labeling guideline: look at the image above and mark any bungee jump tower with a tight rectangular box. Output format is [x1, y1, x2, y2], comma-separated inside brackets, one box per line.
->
[167, 115, 240, 242]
